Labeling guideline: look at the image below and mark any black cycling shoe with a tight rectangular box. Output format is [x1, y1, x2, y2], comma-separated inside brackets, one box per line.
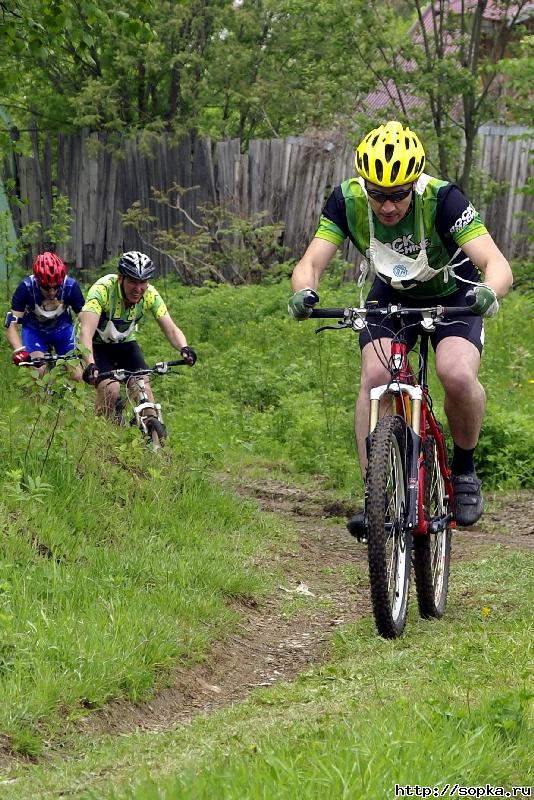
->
[452, 473, 483, 526]
[347, 509, 368, 543]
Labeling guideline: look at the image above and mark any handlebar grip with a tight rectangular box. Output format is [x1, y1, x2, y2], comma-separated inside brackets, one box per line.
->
[309, 308, 346, 318]
[95, 371, 114, 384]
[165, 359, 188, 367]
[441, 306, 475, 317]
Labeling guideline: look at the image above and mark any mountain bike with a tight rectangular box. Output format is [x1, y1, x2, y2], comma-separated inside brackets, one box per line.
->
[310, 302, 472, 639]
[95, 359, 188, 450]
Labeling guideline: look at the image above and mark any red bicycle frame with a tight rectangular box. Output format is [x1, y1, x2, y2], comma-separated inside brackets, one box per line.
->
[392, 339, 456, 536]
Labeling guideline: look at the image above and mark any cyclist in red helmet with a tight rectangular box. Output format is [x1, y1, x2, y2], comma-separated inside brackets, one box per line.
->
[5, 252, 85, 380]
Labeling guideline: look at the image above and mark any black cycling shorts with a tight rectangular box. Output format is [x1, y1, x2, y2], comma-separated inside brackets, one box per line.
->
[359, 279, 484, 354]
[93, 340, 148, 373]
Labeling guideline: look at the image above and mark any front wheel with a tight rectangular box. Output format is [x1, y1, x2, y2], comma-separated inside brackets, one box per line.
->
[366, 415, 412, 639]
[413, 434, 452, 619]
[144, 417, 166, 450]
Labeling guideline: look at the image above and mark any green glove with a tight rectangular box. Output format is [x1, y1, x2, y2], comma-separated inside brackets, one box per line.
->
[288, 288, 319, 320]
[465, 284, 499, 318]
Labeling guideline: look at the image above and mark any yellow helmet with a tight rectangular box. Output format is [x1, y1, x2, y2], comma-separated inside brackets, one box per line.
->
[355, 121, 426, 187]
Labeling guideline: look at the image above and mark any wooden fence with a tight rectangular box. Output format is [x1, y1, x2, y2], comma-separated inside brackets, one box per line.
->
[4, 127, 533, 275]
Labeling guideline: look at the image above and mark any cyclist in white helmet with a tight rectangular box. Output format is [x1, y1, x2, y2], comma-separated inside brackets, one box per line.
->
[288, 121, 512, 532]
[79, 251, 196, 418]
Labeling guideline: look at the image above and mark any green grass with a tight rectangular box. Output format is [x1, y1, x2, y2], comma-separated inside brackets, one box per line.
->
[159, 280, 534, 493]
[0, 277, 531, 790]
[1, 550, 531, 799]
[0, 354, 288, 755]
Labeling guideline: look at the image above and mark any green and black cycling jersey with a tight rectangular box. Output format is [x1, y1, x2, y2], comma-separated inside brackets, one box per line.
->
[82, 274, 168, 344]
[316, 175, 488, 299]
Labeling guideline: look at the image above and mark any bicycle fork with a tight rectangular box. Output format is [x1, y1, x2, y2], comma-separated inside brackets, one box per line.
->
[131, 377, 164, 436]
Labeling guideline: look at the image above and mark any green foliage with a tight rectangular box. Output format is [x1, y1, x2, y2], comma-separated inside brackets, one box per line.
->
[122, 186, 286, 284]
[0, 319, 282, 754]
[476, 408, 534, 488]
[0, 277, 530, 766]
[349, 0, 533, 192]
[498, 34, 534, 126]
[0, 192, 72, 291]
[0, 0, 378, 144]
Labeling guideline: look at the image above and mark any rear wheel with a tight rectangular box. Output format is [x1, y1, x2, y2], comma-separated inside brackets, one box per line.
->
[413, 434, 452, 619]
[144, 417, 166, 450]
[366, 416, 411, 639]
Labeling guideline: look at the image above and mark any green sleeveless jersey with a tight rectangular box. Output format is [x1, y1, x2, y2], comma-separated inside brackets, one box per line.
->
[82, 274, 168, 344]
[316, 175, 488, 298]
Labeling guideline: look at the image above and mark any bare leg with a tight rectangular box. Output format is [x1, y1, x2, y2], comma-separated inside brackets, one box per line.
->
[355, 338, 394, 475]
[95, 379, 120, 419]
[29, 350, 47, 380]
[66, 364, 83, 382]
[435, 337, 484, 449]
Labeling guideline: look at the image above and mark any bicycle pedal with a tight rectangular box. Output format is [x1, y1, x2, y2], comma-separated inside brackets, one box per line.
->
[347, 512, 368, 542]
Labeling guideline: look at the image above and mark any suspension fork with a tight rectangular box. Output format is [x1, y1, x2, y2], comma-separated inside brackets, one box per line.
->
[130, 377, 163, 433]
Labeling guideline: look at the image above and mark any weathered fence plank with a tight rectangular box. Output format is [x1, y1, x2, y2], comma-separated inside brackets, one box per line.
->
[7, 127, 533, 273]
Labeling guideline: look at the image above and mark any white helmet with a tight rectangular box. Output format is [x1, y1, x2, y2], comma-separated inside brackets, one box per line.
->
[118, 251, 155, 280]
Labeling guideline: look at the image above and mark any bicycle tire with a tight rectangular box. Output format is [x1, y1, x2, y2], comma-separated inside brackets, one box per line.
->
[366, 415, 412, 639]
[413, 433, 452, 619]
[144, 417, 166, 450]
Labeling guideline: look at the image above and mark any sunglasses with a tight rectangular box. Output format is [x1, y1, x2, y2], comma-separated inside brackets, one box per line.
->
[365, 186, 413, 204]
[39, 284, 61, 291]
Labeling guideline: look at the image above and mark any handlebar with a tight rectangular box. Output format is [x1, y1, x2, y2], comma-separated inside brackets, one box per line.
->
[309, 304, 474, 319]
[17, 353, 62, 368]
[95, 359, 188, 385]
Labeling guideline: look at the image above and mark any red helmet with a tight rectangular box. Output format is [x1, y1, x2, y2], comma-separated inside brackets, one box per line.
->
[32, 252, 67, 287]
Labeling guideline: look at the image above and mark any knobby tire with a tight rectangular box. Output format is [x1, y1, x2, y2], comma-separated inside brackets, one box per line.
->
[366, 415, 412, 639]
[144, 417, 166, 450]
[413, 433, 452, 618]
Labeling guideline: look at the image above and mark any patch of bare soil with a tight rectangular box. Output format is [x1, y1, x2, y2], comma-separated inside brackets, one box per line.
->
[79, 480, 533, 740]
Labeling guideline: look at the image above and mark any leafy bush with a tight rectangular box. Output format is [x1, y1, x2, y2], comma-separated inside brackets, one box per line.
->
[476, 407, 534, 488]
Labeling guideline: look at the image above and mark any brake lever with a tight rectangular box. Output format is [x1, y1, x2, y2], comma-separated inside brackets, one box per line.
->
[436, 320, 469, 328]
[315, 322, 351, 334]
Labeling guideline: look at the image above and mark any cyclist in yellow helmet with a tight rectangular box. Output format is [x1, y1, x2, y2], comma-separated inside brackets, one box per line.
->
[288, 120, 513, 532]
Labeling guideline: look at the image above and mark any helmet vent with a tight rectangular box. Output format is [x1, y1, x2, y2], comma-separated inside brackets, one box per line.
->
[390, 161, 400, 182]
[384, 144, 394, 163]
[375, 159, 384, 182]
[406, 157, 415, 178]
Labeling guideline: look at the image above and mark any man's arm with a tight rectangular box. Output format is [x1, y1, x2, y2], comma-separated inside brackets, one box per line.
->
[291, 238, 339, 291]
[461, 233, 513, 298]
[5, 311, 24, 350]
[156, 313, 188, 350]
[78, 311, 100, 366]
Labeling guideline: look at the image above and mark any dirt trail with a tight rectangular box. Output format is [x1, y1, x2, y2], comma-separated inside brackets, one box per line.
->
[81, 479, 533, 738]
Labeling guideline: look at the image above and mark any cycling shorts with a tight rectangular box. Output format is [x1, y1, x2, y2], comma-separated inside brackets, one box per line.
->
[93, 341, 148, 373]
[359, 278, 484, 354]
[22, 324, 76, 356]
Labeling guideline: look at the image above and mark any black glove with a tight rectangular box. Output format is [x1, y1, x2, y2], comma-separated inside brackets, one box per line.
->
[180, 346, 197, 366]
[83, 362, 98, 385]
